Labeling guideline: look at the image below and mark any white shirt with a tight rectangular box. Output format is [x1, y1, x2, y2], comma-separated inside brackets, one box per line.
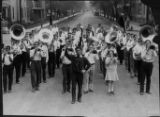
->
[132, 43, 143, 60]
[30, 48, 41, 61]
[41, 45, 49, 63]
[85, 52, 99, 64]
[60, 51, 72, 64]
[2, 53, 13, 65]
[53, 40, 60, 51]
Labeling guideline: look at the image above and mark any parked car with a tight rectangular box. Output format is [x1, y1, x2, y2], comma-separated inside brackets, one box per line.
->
[2, 19, 9, 34]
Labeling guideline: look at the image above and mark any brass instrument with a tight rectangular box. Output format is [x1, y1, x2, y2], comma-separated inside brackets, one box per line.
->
[105, 31, 118, 44]
[139, 25, 156, 42]
[38, 28, 53, 44]
[10, 23, 26, 40]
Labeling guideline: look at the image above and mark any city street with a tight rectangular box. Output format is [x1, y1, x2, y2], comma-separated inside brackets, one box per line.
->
[2, 11, 159, 117]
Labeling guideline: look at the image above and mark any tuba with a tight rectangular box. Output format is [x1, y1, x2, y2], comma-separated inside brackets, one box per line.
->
[105, 31, 118, 44]
[38, 28, 53, 44]
[139, 25, 156, 42]
[10, 23, 26, 40]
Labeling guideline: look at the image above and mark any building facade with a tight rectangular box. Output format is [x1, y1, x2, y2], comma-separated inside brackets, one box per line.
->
[2, 0, 46, 25]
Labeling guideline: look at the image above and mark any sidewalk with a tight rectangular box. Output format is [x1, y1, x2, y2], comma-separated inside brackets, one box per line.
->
[26, 12, 81, 32]
[2, 12, 81, 45]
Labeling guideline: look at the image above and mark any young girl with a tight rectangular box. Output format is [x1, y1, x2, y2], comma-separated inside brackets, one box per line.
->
[105, 50, 119, 95]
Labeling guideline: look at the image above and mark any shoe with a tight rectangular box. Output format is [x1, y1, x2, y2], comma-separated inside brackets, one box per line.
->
[8, 90, 12, 93]
[111, 91, 115, 95]
[140, 92, 144, 95]
[84, 91, 88, 94]
[146, 92, 152, 94]
[35, 87, 39, 91]
[43, 81, 47, 83]
[67, 89, 70, 93]
[89, 89, 94, 92]
[32, 88, 36, 92]
[62, 90, 66, 94]
[78, 98, 82, 103]
[71, 100, 75, 104]
[16, 81, 20, 84]
[137, 82, 140, 85]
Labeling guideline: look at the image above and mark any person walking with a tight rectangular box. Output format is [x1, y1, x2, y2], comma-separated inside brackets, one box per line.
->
[105, 50, 119, 95]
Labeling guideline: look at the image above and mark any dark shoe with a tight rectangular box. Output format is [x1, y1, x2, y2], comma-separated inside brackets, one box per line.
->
[43, 80, 47, 83]
[78, 98, 82, 103]
[111, 91, 115, 95]
[8, 90, 12, 93]
[89, 89, 94, 92]
[137, 82, 140, 85]
[140, 92, 144, 95]
[146, 92, 152, 94]
[32, 88, 36, 92]
[84, 91, 89, 94]
[35, 87, 39, 91]
[62, 90, 66, 94]
[67, 89, 70, 93]
[16, 81, 20, 84]
[71, 100, 75, 104]
[4, 90, 7, 94]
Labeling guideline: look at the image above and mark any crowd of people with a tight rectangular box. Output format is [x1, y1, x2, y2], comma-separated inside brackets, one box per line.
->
[2, 22, 158, 104]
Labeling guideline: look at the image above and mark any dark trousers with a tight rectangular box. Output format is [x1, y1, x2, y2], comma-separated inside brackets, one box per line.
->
[117, 46, 124, 64]
[72, 72, 83, 101]
[21, 52, 28, 76]
[30, 61, 41, 89]
[102, 59, 106, 79]
[62, 64, 72, 92]
[140, 62, 153, 93]
[3, 65, 13, 92]
[41, 57, 46, 82]
[56, 49, 61, 68]
[134, 60, 143, 83]
[13, 55, 22, 83]
[127, 50, 131, 72]
[48, 52, 56, 77]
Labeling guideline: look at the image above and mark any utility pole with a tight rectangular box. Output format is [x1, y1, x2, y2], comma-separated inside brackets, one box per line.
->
[0, 2, 3, 115]
[49, 0, 53, 25]
[20, 0, 22, 23]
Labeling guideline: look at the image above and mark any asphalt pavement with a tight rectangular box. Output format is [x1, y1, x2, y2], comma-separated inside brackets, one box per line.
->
[2, 11, 159, 117]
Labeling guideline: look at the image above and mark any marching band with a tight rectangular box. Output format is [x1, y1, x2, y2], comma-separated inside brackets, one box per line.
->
[2, 22, 158, 104]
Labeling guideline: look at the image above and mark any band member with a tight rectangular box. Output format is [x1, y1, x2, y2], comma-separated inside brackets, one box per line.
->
[11, 39, 22, 84]
[30, 41, 42, 92]
[54, 34, 61, 69]
[2, 46, 14, 93]
[105, 50, 119, 95]
[84, 47, 99, 93]
[68, 47, 90, 104]
[40, 42, 49, 83]
[140, 40, 157, 95]
[133, 38, 144, 84]
[48, 40, 56, 78]
[21, 38, 31, 77]
[60, 47, 73, 93]
[96, 24, 102, 34]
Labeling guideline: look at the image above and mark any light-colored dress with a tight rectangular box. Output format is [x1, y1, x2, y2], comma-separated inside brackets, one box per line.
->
[105, 57, 119, 81]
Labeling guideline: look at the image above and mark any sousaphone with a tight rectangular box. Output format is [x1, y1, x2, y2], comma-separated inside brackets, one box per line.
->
[139, 25, 156, 42]
[38, 28, 53, 44]
[10, 23, 26, 40]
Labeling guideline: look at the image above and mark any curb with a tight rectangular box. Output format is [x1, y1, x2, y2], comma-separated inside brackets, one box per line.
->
[26, 12, 81, 32]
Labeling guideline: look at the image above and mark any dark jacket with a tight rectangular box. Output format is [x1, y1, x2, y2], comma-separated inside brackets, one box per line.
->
[66, 54, 91, 74]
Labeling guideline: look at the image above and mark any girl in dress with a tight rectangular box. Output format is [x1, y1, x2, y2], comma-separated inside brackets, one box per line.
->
[105, 50, 119, 95]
